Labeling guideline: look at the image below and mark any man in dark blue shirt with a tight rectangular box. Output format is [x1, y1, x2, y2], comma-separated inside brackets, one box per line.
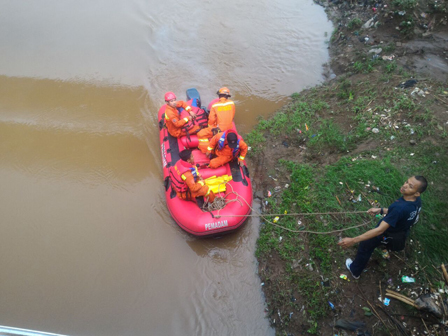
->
[338, 175, 428, 279]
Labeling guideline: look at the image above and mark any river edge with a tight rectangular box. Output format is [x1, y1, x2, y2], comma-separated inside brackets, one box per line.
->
[248, 0, 448, 335]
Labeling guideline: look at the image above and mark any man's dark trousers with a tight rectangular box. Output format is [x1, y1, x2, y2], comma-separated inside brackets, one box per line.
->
[350, 235, 384, 277]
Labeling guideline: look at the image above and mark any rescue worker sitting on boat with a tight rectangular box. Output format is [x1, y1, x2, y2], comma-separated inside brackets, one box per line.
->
[206, 130, 248, 169]
[197, 126, 221, 154]
[196, 87, 235, 153]
[164, 92, 200, 138]
[170, 149, 215, 208]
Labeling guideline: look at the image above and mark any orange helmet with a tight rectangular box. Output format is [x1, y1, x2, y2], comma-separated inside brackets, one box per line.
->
[217, 87, 231, 96]
[164, 92, 176, 101]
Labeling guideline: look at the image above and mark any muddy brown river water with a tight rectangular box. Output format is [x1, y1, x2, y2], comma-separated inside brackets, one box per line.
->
[0, 1, 332, 335]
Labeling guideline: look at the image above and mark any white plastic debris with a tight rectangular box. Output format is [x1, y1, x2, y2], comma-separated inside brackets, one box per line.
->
[382, 55, 395, 61]
[369, 48, 383, 55]
[362, 18, 375, 29]
[411, 87, 426, 97]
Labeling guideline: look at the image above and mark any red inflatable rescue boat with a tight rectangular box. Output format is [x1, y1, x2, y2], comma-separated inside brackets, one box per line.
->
[158, 88, 252, 236]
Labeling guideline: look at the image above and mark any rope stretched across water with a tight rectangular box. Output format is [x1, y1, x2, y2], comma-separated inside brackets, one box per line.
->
[203, 181, 374, 234]
[218, 210, 369, 217]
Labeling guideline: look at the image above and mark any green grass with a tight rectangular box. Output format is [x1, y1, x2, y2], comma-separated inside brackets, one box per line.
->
[385, 60, 398, 73]
[244, 129, 265, 154]
[383, 43, 396, 53]
[336, 78, 353, 100]
[246, 64, 445, 157]
[330, 27, 339, 43]
[399, 19, 415, 35]
[252, 62, 448, 335]
[389, 144, 448, 264]
[392, 0, 417, 9]
[353, 58, 380, 73]
[347, 17, 363, 30]
[428, 0, 448, 13]
[307, 119, 349, 151]
[257, 147, 448, 333]
[269, 153, 445, 245]
[246, 91, 356, 154]
[393, 93, 418, 112]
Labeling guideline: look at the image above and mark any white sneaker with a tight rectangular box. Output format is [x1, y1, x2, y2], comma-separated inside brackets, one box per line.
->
[345, 258, 360, 279]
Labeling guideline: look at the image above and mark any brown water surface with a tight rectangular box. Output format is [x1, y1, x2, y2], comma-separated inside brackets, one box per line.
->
[0, 1, 332, 335]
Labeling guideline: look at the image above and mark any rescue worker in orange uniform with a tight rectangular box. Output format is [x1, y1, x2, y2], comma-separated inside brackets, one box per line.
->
[208, 87, 235, 131]
[164, 92, 200, 138]
[206, 130, 248, 169]
[196, 87, 235, 153]
[169, 149, 215, 208]
[197, 126, 221, 154]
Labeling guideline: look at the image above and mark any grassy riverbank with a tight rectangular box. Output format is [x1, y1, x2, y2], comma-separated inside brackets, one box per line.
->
[247, 1, 448, 334]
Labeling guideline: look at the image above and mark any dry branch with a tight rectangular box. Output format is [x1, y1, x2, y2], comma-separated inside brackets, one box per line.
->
[442, 263, 448, 284]
[385, 290, 418, 308]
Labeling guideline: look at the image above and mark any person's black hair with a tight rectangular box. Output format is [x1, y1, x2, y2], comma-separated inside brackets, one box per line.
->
[179, 149, 192, 162]
[414, 175, 428, 193]
[218, 94, 230, 99]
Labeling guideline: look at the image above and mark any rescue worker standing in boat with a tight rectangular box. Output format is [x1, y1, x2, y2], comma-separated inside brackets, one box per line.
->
[170, 149, 215, 208]
[208, 87, 235, 132]
[197, 87, 235, 153]
[206, 130, 248, 169]
[164, 92, 200, 138]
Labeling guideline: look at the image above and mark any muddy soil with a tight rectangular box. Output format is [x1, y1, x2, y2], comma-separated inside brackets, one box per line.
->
[323, 0, 448, 81]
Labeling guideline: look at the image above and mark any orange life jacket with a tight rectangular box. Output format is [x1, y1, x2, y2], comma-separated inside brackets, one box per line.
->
[169, 159, 199, 193]
[164, 102, 196, 138]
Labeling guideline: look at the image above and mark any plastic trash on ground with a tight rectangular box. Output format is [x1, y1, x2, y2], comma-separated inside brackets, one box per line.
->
[415, 293, 448, 318]
[411, 87, 427, 97]
[382, 55, 395, 61]
[339, 274, 349, 281]
[402, 276, 415, 283]
[334, 319, 366, 331]
[362, 17, 375, 29]
[397, 79, 417, 88]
